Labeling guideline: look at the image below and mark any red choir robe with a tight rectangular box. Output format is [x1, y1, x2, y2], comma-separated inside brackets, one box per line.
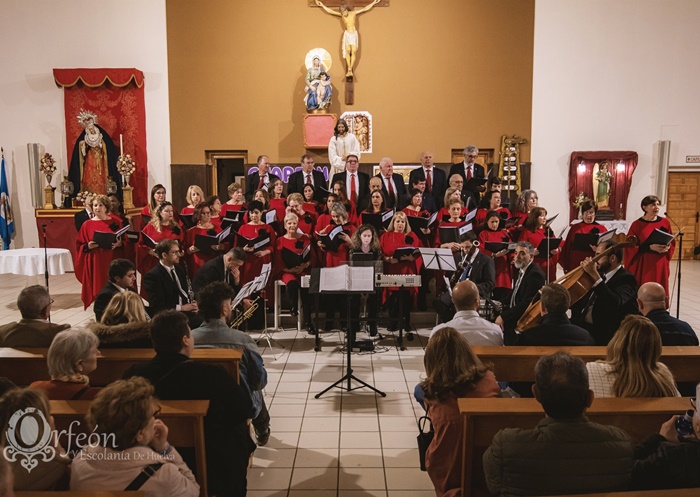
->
[75, 215, 123, 309]
[437, 206, 469, 223]
[624, 216, 675, 295]
[269, 198, 287, 230]
[559, 221, 607, 273]
[478, 227, 513, 290]
[236, 223, 277, 286]
[475, 207, 511, 226]
[185, 225, 226, 279]
[137, 223, 184, 294]
[403, 207, 434, 247]
[180, 206, 195, 216]
[275, 234, 314, 285]
[318, 222, 356, 268]
[220, 203, 247, 217]
[434, 220, 467, 248]
[519, 227, 561, 282]
[379, 231, 423, 300]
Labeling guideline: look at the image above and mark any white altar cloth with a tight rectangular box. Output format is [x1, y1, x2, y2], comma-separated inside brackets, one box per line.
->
[0, 248, 74, 276]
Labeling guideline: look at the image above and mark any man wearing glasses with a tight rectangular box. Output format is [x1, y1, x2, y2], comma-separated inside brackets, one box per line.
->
[449, 145, 486, 210]
[330, 153, 370, 209]
[0, 285, 69, 347]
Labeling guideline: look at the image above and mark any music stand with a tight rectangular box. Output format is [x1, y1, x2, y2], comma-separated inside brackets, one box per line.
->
[419, 248, 458, 272]
[311, 266, 386, 398]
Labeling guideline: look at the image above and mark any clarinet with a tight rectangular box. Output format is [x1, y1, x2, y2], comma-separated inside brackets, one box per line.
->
[180, 259, 196, 302]
[449, 241, 479, 288]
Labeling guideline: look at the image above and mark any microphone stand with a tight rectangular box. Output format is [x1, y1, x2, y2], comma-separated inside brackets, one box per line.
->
[41, 223, 49, 292]
[664, 211, 683, 318]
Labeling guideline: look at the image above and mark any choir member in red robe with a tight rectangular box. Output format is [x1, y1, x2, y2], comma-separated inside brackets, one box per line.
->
[220, 182, 247, 217]
[332, 180, 358, 225]
[286, 193, 316, 236]
[510, 189, 538, 238]
[380, 212, 423, 331]
[140, 183, 167, 224]
[359, 190, 392, 236]
[205, 195, 224, 230]
[475, 191, 511, 226]
[275, 212, 316, 334]
[268, 179, 287, 232]
[236, 200, 277, 287]
[403, 188, 433, 247]
[518, 206, 561, 282]
[138, 201, 184, 294]
[624, 194, 675, 295]
[185, 202, 226, 279]
[303, 184, 323, 216]
[478, 210, 513, 302]
[75, 195, 124, 308]
[436, 187, 470, 223]
[559, 200, 607, 272]
[180, 184, 205, 217]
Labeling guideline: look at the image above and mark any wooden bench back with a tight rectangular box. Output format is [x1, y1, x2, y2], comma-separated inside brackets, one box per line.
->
[18, 492, 146, 497]
[458, 397, 690, 497]
[0, 347, 241, 386]
[471, 346, 700, 382]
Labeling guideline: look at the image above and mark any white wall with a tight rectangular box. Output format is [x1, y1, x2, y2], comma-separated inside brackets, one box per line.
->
[531, 0, 700, 230]
[0, 0, 170, 248]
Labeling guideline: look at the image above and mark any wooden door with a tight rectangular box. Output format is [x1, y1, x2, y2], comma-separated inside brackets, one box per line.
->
[666, 172, 700, 259]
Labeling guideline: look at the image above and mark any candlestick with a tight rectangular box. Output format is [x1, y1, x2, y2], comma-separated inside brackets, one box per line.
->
[120, 134, 123, 156]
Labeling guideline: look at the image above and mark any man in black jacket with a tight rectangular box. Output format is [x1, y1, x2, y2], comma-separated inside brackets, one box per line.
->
[286, 154, 327, 201]
[244, 155, 280, 202]
[496, 241, 546, 344]
[408, 151, 447, 209]
[93, 258, 136, 322]
[515, 283, 594, 345]
[376, 157, 406, 210]
[191, 247, 246, 295]
[448, 145, 486, 210]
[330, 154, 370, 209]
[637, 282, 698, 346]
[570, 240, 639, 345]
[123, 310, 255, 497]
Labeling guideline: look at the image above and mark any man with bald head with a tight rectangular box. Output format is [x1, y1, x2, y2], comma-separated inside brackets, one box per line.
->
[409, 151, 447, 208]
[637, 282, 698, 345]
[376, 157, 406, 209]
[245, 155, 280, 202]
[430, 280, 503, 345]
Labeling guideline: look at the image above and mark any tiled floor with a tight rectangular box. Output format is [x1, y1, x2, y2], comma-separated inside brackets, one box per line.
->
[1, 261, 700, 496]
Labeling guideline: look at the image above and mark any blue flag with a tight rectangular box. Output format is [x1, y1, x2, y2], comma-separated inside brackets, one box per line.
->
[0, 153, 15, 250]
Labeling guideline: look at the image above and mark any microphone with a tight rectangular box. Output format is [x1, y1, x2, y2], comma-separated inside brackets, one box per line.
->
[663, 211, 681, 231]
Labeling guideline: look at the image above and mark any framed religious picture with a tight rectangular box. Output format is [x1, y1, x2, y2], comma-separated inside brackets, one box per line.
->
[341, 111, 372, 154]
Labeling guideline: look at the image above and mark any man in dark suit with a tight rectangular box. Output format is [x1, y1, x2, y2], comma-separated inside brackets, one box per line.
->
[123, 310, 255, 497]
[93, 258, 137, 322]
[143, 239, 201, 327]
[0, 285, 70, 347]
[330, 154, 370, 210]
[570, 240, 639, 345]
[449, 145, 486, 210]
[192, 247, 246, 295]
[408, 151, 447, 208]
[287, 154, 327, 202]
[496, 241, 546, 344]
[637, 282, 697, 345]
[407, 176, 437, 213]
[515, 283, 594, 345]
[73, 193, 93, 231]
[244, 155, 280, 203]
[376, 157, 407, 210]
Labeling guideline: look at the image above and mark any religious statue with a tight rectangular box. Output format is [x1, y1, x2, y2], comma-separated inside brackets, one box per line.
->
[315, 0, 381, 78]
[328, 118, 361, 178]
[304, 55, 333, 112]
[593, 161, 612, 208]
[68, 109, 120, 204]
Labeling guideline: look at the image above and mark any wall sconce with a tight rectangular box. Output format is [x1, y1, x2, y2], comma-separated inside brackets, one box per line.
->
[616, 161, 625, 172]
[577, 162, 586, 174]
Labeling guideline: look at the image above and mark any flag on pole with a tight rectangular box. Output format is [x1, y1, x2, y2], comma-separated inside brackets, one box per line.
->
[0, 148, 15, 250]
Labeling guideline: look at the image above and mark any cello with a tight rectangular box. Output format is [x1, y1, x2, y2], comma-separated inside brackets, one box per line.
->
[515, 235, 638, 331]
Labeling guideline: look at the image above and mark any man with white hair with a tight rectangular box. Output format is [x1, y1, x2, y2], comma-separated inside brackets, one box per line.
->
[449, 145, 486, 208]
[637, 282, 698, 345]
[376, 157, 406, 209]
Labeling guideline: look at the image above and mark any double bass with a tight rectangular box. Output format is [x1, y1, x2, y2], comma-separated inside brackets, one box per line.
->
[516, 235, 638, 331]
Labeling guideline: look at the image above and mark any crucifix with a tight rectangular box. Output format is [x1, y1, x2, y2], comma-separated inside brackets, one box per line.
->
[313, 0, 387, 104]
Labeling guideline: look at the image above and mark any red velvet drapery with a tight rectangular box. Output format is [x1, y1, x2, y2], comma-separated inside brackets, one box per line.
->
[54, 68, 147, 206]
[568, 151, 638, 223]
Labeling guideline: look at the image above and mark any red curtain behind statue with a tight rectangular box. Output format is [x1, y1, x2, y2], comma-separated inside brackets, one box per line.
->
[53, 68, 148, 206]
[568, 151, 638, 223]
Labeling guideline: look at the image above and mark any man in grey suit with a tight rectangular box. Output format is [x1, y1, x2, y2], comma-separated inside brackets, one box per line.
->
[0, 285, 70, 347]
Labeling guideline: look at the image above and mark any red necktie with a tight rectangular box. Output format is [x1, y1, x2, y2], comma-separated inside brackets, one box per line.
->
[426, 169, 432, 192]
[306, 174, 312, 185]
[350, 173, 357, 205]
[466, 166, 473, 181]
[258, 175, 265, 189]
[386, 176, 395, 198]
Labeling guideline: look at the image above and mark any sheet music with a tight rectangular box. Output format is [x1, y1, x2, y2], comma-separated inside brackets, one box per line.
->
[444, 276, 453, 297]
[232, 280, 256, 309]
[115, 224, 130, 237]
[217, 225, 232, 241]
[319, 265, 348, 291]
[465, 208, 477, 223]
[381, 209, 395, 223]
[349, 266, 374, 291]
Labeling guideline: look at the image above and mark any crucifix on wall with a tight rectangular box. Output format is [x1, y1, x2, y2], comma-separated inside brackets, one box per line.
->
[312, 0, 388, 103]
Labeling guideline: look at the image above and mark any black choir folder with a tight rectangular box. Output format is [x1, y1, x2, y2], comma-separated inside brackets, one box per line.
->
[536, 237, 563, 255]
[406, 212, 439, 232]
[361, 209, 394, 231]
[572, 228, 616, 251]
[220, 210, 246, 230]
[195, 226, 232, 254]
[140, 231, 157, 249]
[643, 228, 675, 248]
[93, 225, 130, 250]
[281, 245, 311, 268]
[484, 241, 517, 254]
[393, 246, 419, 260]
[180, 213, 195, 229]
[438, 223, 471, 245]
[237, 230, 271, 252]
[315, 224, 348, 252]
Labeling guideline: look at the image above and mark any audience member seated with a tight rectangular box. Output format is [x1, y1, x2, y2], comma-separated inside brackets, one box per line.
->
[191, 282, 270, 446]
[637, 281, 698, 345]
[632, 386, 700, 490]
[515, 283, 594, 345]
[421, 327, 500, 497]
[483, 352, 634, 496]
[70, 377, 199, 496]
[570, 240, 639, 345]
[586, 315, 680, 398]
[431, 281, 503, 346]
[123, 310, 255, 497]
[29, 328, 101, 400]
[191, 247, 246, 295]
[87, 291, 152, 348]
[93, 258, 137, 322]
[0, 285, 70, 347]
[0, 387, 70, 490]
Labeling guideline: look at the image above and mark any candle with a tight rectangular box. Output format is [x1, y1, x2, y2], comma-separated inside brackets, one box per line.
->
[120, 134, 123, 156]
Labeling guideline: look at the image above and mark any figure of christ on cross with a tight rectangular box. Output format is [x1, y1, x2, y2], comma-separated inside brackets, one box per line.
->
[315, 0, 381, 78]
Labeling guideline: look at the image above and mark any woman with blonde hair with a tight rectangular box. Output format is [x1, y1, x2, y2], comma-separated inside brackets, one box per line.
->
[87, 292, 151, 348]
[30, 328, 101, 400]
[421, 327, 500, 497]
[180, 184, 205, 218]
[586, 315, 680, 398]
[221, 182, 246, 217]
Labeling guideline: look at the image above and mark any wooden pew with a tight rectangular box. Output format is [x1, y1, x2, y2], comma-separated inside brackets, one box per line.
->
[471, 346, 700, 383]
[0, 347, 242, 386]
[50, 399, 209, 497]
[18, 492, 145, 497]
[458, 397, 689, 497]
[546, 490, 700, 497]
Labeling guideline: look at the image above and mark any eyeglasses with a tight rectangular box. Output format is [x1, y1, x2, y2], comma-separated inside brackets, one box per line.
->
[168, 250, 181, 255]
[346, 160, 358, 164]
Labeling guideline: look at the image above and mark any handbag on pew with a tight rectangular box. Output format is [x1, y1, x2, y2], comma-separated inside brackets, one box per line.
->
[125, 462, 163, 490]
[417, 412, 434, 472]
